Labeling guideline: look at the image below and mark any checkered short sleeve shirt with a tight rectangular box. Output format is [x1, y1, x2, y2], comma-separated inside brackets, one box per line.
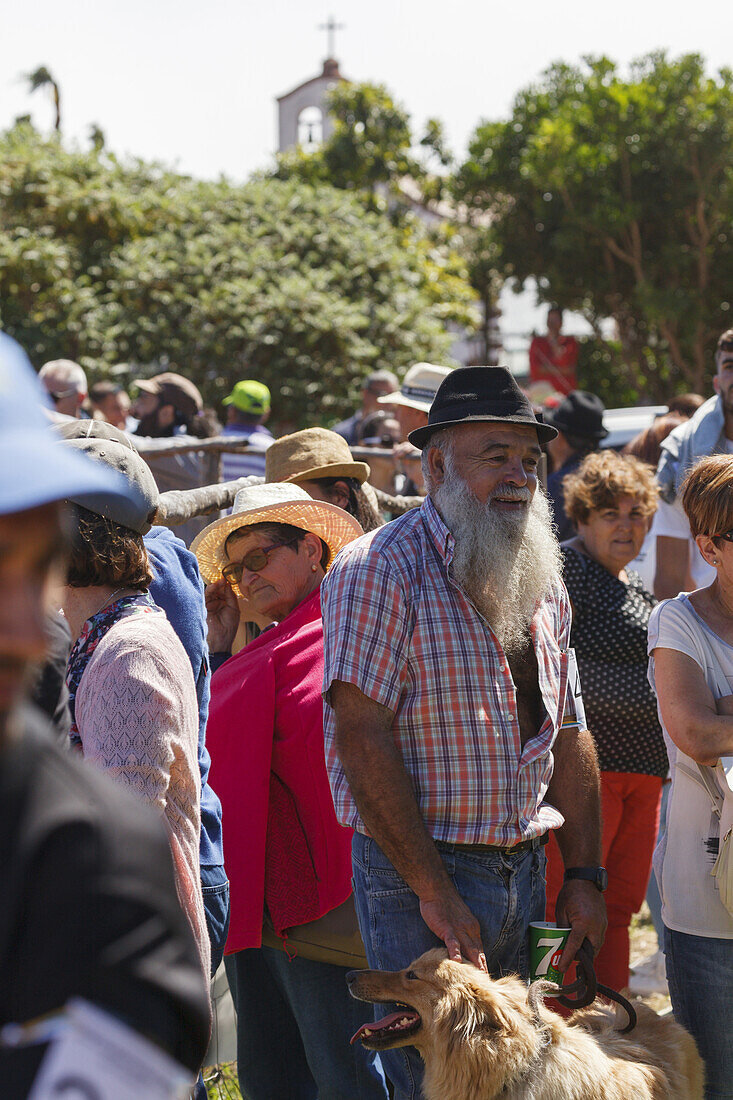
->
[321, 496, 575, 846]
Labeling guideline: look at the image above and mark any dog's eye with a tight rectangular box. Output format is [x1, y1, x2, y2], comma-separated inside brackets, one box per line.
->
[406, 969, 418, 981]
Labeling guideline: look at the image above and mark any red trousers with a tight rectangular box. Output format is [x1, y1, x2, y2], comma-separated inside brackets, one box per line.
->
[545, 771, 662, 992]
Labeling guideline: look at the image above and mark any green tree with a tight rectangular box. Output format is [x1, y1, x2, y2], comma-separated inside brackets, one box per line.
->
[454, 53, 733, 396]
[272, 81, 492, 357]
[0, 125, 478, 426]
[272, 82, 418, 198]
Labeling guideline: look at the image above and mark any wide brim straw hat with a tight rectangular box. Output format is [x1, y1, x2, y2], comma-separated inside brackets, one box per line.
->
[265, 427, 370, 485]
[191, 482, 364, 588]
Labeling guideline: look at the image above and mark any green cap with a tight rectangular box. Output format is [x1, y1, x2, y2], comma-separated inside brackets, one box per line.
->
[223, 379, 271, 415]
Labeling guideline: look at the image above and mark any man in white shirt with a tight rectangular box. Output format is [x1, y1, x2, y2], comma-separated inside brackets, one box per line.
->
[655, 329, 733, 598]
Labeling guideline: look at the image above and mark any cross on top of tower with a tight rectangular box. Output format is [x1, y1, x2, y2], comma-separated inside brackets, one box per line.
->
[318, 15, 344, 59]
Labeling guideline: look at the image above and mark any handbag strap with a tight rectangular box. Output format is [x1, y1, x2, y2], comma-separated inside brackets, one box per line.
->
[676, 759, 724, 819]
[696, 763, 725, 819]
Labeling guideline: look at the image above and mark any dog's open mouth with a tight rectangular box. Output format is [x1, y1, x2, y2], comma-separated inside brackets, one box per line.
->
[350, 1006, 422, 1048]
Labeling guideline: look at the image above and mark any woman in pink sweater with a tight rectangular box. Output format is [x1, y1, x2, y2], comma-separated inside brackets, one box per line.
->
[60, 439, 209, 987]
[193, 483, 388, 1100]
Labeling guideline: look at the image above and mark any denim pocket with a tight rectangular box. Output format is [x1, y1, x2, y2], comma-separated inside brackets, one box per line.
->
[367, 883, 437, 971]
[200, 877, 230, 975]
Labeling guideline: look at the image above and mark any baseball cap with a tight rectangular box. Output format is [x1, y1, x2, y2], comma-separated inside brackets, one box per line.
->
[0, 333, 134, 518]
[55, 418, 138, 448]
[133, 372, 203, 419]
[64, 439, 159, 534]
[222, 380, 271, 416]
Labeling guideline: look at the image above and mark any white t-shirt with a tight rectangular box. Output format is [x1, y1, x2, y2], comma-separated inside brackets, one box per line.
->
[648, 438, 733, 592]
[653, 498, 715, 590]
[647, 595, 733, 938]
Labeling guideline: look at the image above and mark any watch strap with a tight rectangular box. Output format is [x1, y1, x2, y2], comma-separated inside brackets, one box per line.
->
[564, 866, 608, 892]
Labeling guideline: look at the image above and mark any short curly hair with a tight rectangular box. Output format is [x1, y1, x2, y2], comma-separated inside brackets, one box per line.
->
[563, 450, 659, 527]
[681, 454, 733, 539]
[67, 505, 153, 589]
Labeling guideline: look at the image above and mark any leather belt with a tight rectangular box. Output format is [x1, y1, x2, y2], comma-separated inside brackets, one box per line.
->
[437, 833, 548, 856]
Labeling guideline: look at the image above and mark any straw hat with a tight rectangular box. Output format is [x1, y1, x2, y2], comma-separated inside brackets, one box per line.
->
[265, 428, 370, 485]
[377, 363, 453, 413]
[190, 482, 363, 588]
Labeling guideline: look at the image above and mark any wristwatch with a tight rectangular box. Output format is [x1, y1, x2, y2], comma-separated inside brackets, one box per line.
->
[563, 866, 608, 893]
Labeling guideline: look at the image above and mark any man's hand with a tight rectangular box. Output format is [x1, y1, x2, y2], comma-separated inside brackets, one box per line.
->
[204, 579, 240, 653]
[554, 879, 607, 973]
[419, 888, 487, 972]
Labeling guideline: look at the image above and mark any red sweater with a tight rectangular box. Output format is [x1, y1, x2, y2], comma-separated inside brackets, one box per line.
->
[529, 334, 578, 395]
[206, 589, 353, 954]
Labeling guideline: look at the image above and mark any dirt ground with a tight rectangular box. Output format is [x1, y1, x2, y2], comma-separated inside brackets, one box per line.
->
[629, 902, 670, 1015]
[204, 905, 669, 1098]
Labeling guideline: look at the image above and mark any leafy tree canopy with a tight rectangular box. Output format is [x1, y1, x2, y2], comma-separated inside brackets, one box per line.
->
[273, 82, 423, 196]
[454, 52, 733, 396]
[0, 123, 478, 426]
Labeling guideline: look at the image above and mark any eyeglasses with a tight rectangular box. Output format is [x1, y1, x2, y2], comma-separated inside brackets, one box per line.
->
[222, 539, 297, 586]
[715, 529, 733, 544]
[48, 387, 78, 403]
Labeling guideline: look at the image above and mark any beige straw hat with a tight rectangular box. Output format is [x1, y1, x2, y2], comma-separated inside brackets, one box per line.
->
[377, 363, 453, 412]
[190, 482, 363, 587]
[265, 428, 370, 485]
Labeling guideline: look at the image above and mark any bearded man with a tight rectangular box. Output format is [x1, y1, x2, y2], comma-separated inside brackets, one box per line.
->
[322, 367, 607, 1100]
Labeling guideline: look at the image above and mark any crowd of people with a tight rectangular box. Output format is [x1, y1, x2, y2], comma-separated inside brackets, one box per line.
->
[1, 325, 732, 1100]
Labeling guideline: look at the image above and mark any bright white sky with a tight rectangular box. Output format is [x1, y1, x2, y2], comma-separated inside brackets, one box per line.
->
[1, 0, 730, 341]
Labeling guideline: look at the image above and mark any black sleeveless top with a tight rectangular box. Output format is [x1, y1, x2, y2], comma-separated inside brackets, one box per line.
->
[562, 545, 668, 777]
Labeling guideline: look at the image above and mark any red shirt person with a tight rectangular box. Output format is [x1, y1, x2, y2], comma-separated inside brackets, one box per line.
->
[529, 306, 579, 396]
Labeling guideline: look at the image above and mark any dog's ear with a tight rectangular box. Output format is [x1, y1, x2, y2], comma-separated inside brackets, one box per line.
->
[439, 976, 514, 1052]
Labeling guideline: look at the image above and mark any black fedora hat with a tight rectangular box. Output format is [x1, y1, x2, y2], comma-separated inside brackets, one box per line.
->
[407, 366, 558, 449]
[543, 391, 608, 441]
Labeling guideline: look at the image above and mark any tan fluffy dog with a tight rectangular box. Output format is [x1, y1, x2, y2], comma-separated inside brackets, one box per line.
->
[348, 948, 704, 1100]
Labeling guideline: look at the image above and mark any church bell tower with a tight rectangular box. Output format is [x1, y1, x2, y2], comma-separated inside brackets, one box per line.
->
[276, 17, 346, 153]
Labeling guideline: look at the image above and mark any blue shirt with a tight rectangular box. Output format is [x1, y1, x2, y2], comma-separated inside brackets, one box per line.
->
[220, 423, 273, 481]
[145, 526, 224, 872]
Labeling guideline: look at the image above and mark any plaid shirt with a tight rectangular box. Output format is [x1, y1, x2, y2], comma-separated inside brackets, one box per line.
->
[321, 495, 574, 846]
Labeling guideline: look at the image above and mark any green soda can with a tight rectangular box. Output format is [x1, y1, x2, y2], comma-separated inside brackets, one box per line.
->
[528, 921, 571, 984]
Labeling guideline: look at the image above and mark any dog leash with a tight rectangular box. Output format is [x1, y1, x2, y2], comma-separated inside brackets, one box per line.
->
[543, 939, 638, 1034]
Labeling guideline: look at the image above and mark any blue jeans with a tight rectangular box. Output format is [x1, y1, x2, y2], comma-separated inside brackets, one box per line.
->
[225, 945, 388, 1100]
[351, 833, 547, 1100]
[664, 926, 733, 1099]
[201, 864, 230, 975]
[193, 866, 230, 1100]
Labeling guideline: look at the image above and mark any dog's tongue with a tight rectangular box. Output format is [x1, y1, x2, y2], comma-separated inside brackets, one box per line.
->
[350, 1010, 420, 1044]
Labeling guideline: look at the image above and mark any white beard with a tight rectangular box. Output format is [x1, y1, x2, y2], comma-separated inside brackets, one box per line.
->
[433, 467, 562, 655]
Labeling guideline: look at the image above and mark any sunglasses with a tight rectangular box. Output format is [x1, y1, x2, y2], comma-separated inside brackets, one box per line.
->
[222, 538, 297, 586]
[48, 387, 78, 403]
[715, 530, 733, 544]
